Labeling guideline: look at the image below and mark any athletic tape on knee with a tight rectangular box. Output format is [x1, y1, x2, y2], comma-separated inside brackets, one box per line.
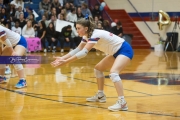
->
[109, 73, 121, 82]
[13, 64, 23, 71]
[94, 69, 104, 78]
[0, 64, 6, 69]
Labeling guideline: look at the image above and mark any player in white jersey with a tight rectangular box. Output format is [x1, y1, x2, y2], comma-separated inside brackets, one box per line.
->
[0, 24, 27, 88]
[51, 16, 134, 111]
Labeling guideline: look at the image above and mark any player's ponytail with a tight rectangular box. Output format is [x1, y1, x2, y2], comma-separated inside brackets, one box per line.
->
[76, 14, 95, 38]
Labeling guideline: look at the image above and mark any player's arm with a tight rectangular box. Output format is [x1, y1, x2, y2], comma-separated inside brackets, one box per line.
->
[61, 41, 86, 60]
[51, 42, 95, 67]
[0, 34, 14, 53]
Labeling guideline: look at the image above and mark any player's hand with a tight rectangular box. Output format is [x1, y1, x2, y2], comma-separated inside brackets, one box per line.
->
[51, 56, 64, 65]
[51, 59, 67, 67]
[11, 51, 18, 56]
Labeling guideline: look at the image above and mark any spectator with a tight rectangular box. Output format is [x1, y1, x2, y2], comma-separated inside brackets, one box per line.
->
[14, 0, 24, 10]
[39, 0, 51, 18]
[48, 7, 57, 20]
[64, 2, 71, 14]
[0, 7, 10, 25]
[66, 8, 77, 22]
[7, 1, 16, 17]
[74, 0, 88, 7]
[39, 14, 49, 27]
[60, 25, 74, 52]
[58, 13, 65, 20]
[111, 21, 123, 37]
[76, 7, 84, 20]
[94, 16, 101, 28]
[37, 21, 47, 52]
[51, 0, 62, 14]
[11, 20, 22, 35]
[48, 14, 57, 27]
[15, 6, 23, 19]
[97, 22, 103, 29]
[92, 3, 102, 19]
[46, 22, 57, 52]
[81, 3, 92, 16]
[19, 13, 26, 29]
[29, 14, 38, 28]
[102, 20, 111, 31]
[22, 20, 35, 38]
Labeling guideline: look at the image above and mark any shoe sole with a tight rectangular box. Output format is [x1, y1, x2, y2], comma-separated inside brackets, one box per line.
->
[15, 85, 27, 89]
[108, 107, 128, 112]
[86, 99, 106, 103]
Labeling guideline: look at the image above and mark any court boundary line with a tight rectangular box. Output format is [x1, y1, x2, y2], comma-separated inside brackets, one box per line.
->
[0, 86, 179, 118]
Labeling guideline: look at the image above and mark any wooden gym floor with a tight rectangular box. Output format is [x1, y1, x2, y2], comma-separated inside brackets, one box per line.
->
[0, 49, 180, 120]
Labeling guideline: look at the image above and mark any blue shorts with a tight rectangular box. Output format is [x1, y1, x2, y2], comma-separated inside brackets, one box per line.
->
[16, 36, 27, 48]
[113, 41, 134, 59]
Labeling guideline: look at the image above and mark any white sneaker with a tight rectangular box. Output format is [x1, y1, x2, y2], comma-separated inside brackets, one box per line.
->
[86, 93, 106, 103]
[5, 67, 11, 75]
[61, 49, 64, 53]
[44, 49, 47, 53]
[108, 99, 128, 111]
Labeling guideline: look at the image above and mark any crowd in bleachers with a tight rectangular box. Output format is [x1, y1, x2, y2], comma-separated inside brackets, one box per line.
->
[0, 0, 123, 53]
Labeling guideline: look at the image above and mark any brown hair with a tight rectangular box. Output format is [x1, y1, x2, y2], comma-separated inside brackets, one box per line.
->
[76, 16, 96, 38]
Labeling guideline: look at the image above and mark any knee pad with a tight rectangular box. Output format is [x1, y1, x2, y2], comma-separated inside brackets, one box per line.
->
[109, 73, 121, 82]
[13, 64, 23, 71]
[0, 64, 6, 69]
[94, 69, 104, 78]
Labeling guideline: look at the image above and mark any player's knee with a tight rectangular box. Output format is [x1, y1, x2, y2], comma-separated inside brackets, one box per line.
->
[13, 64, 23, 71]
[0, 64, 6, 69]
[109, 73, 121, 82]
[94, 68, 104, 78]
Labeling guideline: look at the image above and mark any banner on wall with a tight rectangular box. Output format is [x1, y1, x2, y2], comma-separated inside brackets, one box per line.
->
[56, 20, 74, 32]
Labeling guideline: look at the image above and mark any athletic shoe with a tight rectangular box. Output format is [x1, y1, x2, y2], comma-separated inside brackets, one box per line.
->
[0, 76, 7, 84]
[86, 92, 106, 102]
[15, 79, 27, 89]
[5, 67, 11, 75]
[108, 99, 128, 111]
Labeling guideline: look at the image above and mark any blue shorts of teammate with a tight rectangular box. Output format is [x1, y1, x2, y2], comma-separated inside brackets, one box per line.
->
[113, 41, 134, 60]
[16, 36, 27, 48]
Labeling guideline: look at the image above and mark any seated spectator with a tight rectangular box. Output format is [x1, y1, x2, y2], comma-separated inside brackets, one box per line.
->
[94, 16, 102, 28]
[39, 15, 49, 27]
[51, 0, 62, 14]
[97, 22, 103, 29]
[0, 7, 10, 25]
[7, 1, 16, 17]
[92, 3, 102, 19]
[22, 20, 35, 38]
[76, 7, 84, 20]
[48, 15, 57, 27]
[102, 20, 111, 31]
[64, 2, 72, 14]
[46, 22, 57, 52]
[39, 0, 51, 18]
[19, 13, 26, 29]
[15, 0, 24, 10]
[110, 20, 123, 37]
[81, 3, 92, 17]
[58, 13, 65, 20]
[48, 7, 57, 20]
[74, 0, 88, 7]
[29, 14, 38, 28]
[60, 25, 74, 52]
[15, 6, 23, 19]
[66, 8, 77, 23]
[71, 23, 81, 47]
[37, 21, 47, 52]
[11, 20, 22, 35]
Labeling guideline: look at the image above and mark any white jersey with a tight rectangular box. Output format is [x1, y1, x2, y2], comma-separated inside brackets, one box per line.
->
[0, 25, 21, 46]
[82, 29, 125, 55]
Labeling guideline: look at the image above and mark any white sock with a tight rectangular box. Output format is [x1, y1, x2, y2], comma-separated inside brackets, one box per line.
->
[20, 78, 25, 80]
[98, 90, 104, 96]
[118, 96, 125, 102]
